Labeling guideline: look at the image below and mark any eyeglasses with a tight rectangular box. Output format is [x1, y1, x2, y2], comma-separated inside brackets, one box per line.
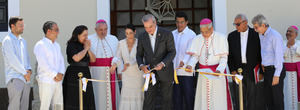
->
[51, 28, 59, 32]
[233, 21, 245, 26]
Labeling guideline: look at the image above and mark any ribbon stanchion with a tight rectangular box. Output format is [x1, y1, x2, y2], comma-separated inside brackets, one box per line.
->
[78, 73, 83, 110]
[237, 68, 244, 110]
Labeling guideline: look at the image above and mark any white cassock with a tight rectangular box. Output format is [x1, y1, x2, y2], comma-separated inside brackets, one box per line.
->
[283, 40, 300, 110]
[89, 34, 120, 110]
[187, 32, 232, 110]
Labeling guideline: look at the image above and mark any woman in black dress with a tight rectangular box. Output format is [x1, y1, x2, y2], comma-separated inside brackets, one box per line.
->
[63, 25, 96, 110]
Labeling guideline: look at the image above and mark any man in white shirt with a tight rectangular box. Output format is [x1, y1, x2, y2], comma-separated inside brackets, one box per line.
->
[172, 12, 196, 110]
[2, 17, 32, 110]
[34, 21, 65, 110]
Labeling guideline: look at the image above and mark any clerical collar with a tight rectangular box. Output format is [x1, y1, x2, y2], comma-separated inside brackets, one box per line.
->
[241, 28, 249, 36]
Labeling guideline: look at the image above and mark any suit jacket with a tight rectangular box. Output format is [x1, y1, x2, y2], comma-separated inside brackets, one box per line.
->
[136, 27, 176, 82]
[228, 27, 261, 80]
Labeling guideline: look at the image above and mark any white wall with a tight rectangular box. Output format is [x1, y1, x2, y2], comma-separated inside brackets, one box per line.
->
[0, 0, 99, 87]
[213, 0, 227, 34]
[19, 0, 99, 87]
[97, 0, 111, 33]
[227, 0, 300, 39]
[0, 0, 112, 88]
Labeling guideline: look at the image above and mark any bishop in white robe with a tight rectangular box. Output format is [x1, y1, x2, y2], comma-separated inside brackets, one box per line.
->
[88, 19, 120, 110]
[186, 18, 232, 110]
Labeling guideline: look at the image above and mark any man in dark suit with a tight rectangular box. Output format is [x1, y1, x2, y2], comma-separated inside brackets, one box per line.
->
[136, 14, 176, 110]
[228, 14, 264, 110]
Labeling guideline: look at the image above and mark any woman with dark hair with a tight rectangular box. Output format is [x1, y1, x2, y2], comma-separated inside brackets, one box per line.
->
[110, 24, 144, 110]
[63, 25, 96, 110]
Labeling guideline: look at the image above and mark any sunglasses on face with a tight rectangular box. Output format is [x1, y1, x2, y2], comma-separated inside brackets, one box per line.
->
[233, 21, 245, 27]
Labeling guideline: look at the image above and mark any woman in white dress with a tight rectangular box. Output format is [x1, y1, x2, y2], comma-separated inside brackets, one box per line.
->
[111, 24, 144, 110]
[283, 25, 299, 110]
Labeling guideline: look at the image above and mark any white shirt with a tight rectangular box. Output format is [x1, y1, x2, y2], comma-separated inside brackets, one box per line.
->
[172, 27, 196, 76]
[149, 27, 158, 52]
[2, 33, 31, 84]
[34, 37, 65, 84]
[240, 28, 249, 63]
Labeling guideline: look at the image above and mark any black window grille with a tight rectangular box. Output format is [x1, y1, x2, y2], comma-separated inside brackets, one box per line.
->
[110, 0, 212, 39]
[0, 0, 8, 32]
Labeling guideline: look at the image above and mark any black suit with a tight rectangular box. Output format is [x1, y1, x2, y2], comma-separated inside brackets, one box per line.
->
[136, 27, 176, 110]
[228, 27, 264, 110]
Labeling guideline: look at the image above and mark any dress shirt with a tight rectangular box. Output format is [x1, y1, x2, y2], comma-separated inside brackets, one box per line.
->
[34, 37, 65, 84]
[260, 27, 284, 77]
[172, 27, 196, 76]
[148, 27, 158, 52]
[240, 28, 249, 63]
[2, 33, 31, 84]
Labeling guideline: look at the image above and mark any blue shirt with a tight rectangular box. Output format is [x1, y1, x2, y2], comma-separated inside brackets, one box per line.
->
[260, 27, 284, 77]
[2, 33, 31, 84]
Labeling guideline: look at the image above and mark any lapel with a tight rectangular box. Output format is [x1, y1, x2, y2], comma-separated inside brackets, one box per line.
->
[144, 32, 154, 55]
[236, 31, 242, 63]
[154, 27, 162, 54]
[246, 28, 252, 62]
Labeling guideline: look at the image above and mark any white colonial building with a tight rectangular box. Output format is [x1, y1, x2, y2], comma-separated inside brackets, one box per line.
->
[0, 0, 300, 109]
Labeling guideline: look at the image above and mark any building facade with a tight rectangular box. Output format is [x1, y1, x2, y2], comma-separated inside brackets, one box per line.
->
[0, 0, 300, 109]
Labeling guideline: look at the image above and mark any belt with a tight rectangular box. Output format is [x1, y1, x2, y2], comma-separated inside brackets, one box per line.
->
[264, 65, 275, 69]
[70, 62, 89, 67]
